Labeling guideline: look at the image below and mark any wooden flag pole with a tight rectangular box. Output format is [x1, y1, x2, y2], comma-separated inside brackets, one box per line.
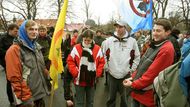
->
[48, 81, 55, 107]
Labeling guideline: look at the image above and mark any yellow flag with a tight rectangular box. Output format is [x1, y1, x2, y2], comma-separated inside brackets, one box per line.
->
[49, 0, 68, 90]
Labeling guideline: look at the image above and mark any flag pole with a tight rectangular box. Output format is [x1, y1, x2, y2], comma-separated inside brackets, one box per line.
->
[48, 0, 68, 106]
[49, 81, 55, 107]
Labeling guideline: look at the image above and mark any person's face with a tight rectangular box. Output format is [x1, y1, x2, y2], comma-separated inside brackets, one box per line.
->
[66, 34, 70, 39]
[96, 32, 102, 36]
[26, 25, 38, 40]
[9, 27, 18, 37]
[152, 24, 170, 41]
[83, 37, 92, 45]
[74, 32, 78, 36]
[135, 32, 141, 39]
[38, 29, 47, 37]
[115, 25, 126, 37]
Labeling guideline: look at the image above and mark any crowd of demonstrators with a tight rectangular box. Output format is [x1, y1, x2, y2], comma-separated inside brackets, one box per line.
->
[102, 20, 140, 107]
[5, 20, 49, 107]
[67, 29, 105, 107]
[1, 19, 190, 107]
[123, 18, 175, 107]
[0, 23, 19, 106]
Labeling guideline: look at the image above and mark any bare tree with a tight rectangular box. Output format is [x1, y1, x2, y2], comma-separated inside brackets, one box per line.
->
[47, 0, 77, 23]
[178, 0, 190, 30]
[0, 0, 8, 31]
[82, 0, 92, 21]
[168, 11, 183, 27]
[1, 0, 40, 20]
[153, 0, 169, 19]
[153, 1, 160, 19]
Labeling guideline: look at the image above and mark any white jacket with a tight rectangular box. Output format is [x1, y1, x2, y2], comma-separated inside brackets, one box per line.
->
[102, 32, 140, 79]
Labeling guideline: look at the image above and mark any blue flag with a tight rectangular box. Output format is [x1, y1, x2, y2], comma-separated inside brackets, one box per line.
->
[118, 0, 153, 34]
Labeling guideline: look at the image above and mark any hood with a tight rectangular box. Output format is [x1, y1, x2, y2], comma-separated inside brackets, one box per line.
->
[18, 20, 35, 49]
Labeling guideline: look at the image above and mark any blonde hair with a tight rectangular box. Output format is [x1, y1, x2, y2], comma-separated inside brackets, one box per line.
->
[25, 20, 38, 29]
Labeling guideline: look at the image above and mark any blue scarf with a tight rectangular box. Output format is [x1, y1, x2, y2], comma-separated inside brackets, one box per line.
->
[19, 20, 35, 49]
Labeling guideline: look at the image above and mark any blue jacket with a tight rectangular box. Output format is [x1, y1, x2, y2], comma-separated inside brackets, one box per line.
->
[180, 38, 190, 96]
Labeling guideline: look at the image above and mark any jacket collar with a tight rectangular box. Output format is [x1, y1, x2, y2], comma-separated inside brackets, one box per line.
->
[113, 31, 130, 42]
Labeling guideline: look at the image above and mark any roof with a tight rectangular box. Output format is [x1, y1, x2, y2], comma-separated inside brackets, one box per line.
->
[16, 19, 86, 31]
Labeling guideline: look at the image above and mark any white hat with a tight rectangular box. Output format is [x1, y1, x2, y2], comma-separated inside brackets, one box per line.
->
[114, 20, 128, 27]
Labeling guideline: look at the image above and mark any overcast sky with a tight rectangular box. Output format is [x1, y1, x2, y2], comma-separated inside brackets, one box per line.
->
[37, 0, 117, 24]
[4, 0, 178, 24]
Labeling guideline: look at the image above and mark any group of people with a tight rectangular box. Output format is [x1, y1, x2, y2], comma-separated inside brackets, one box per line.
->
[0, 17, 190, 107]
[0, 20, 52, 107]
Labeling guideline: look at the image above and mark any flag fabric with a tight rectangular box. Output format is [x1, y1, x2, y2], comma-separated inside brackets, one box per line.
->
[49, 0, 68, 90]
[117, 0, 153, 34]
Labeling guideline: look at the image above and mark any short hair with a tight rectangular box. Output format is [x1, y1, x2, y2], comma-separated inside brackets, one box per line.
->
[73, 29, 78, 34]
[82, 29, 94, 39]
[25, 20, 38, 29]
[96, 29, 103, 34]
[154, 18, 172, 31]
[171, 28, 180, 35]
[38, 25, 47, 31]
[8, 23, 19, 31]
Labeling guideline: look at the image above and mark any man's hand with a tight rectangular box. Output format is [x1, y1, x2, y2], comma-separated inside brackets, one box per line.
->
[66, 100, 74, 107]
[123, 77, 133, 87]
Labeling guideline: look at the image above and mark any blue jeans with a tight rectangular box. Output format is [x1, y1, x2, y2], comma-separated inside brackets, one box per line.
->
[74, 85, 95, 107]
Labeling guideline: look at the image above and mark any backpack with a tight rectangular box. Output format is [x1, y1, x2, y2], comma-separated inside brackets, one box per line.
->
[153, 61, 189, 107]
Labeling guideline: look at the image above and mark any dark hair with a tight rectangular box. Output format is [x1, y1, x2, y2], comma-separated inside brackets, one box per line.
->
[66, 33, 71, 39]
[154, 18, 172, 31]
[8, 23, 19, 31]
[96, 29, 102, 34]
[73, 29, 78, 33]
[82, 29, 94, 39]
[171, 28, 180, 35]
[106, 31, 114, 36]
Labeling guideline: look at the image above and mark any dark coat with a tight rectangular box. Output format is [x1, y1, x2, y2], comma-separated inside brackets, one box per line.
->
[0, 32, 16, 68]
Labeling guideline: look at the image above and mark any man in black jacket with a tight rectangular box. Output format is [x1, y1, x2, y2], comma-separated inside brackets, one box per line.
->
[0, 23, 19, 106]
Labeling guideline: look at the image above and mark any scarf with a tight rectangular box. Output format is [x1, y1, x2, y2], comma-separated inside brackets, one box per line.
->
[19, 20, 35, 49]
[79, 42, 96, 86]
